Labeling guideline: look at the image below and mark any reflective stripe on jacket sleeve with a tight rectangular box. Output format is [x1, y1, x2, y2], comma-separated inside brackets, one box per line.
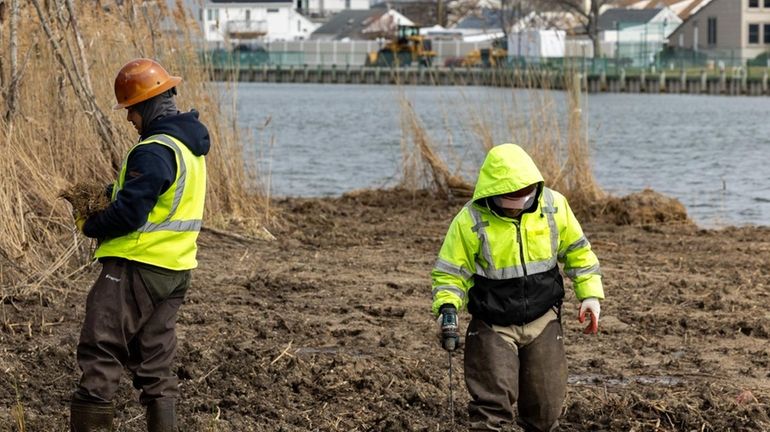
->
[555, 192, 604, 300]
[431, 207, 477, 316]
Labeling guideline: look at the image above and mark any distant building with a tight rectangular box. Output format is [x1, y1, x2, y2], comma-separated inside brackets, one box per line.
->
[588, 7, 680, 65]
[597, 8, 682, 43]
[297, 0, 369, 18]
[615, 0, 712, 20]
[668, 0, 770, 63]
[371, 0, 445, 27]
[194, 0, 319, 45]
[451, 8, 505, 42]
[310, 8, 414, 40]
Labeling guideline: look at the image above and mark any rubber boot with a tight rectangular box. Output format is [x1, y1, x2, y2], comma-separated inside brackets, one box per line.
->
[70, 399, 114, 432]
[146, 398, 177, 432]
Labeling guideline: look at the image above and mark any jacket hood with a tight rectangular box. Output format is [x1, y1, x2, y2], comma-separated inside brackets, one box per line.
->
[472, 143, 544, 203]
[141, 110, 210, 156]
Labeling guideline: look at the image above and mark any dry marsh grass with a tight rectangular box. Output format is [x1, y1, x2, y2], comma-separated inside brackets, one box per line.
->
[399, 69, 604, 217]
[0, 1, 262, 294]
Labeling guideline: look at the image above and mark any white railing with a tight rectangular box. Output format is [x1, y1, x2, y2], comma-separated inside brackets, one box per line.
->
[227, 20, 268, 37]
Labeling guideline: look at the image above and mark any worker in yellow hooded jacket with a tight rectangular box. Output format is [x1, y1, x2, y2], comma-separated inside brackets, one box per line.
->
[431, 143, 604, 432]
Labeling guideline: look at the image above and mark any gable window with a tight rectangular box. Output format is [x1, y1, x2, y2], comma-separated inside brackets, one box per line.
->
[749, 24, 760, 44]
[707, 17, 717, 45]
[749, 0, 759, 7]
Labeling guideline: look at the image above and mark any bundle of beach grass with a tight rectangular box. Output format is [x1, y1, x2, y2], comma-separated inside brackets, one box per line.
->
[399, 95, 474, 198]
[59, 181, 111, 219]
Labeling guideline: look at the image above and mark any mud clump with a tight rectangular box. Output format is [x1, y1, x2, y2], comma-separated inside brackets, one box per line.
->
[592, 189, 690, 226]
[59, 181, 110, 217]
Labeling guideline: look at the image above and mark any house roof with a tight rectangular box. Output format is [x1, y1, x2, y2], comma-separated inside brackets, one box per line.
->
[668, 0, 717, 36]
[597, 8, 663, 31]
[615, 0, 712, 20]
[672, 0, 714, 19]
[312, 9, 393, 39]
[510, 11, 581, 32]
[454, 8, 503, 30]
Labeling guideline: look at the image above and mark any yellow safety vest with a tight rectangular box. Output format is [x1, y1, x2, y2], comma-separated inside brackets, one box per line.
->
[94, 134, 206, 270]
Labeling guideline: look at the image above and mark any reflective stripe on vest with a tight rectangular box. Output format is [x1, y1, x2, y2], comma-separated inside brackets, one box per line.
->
[136, 134, 201, 233]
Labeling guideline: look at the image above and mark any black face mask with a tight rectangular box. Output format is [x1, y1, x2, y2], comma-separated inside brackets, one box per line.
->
[134, 88, 179, 129]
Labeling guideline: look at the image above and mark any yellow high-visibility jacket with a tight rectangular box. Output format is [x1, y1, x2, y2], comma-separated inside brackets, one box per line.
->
[431, 144, 603, 326]
[94, 134, 206, 270]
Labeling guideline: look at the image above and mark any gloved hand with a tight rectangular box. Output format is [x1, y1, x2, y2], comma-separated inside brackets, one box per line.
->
[437, 304, 460, 351]
[578, 297, 601, 334]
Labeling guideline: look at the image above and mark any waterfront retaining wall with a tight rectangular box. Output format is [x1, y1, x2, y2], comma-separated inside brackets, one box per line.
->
[210, 66, 770, 96]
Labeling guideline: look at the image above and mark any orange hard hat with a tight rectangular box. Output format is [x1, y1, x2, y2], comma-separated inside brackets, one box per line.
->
[112, 58, 182, 110]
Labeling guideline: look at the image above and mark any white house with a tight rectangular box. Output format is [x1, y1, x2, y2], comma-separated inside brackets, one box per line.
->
[195, 0, 320, 45]
[597, 7, 682, 44]
[594, 7, 681, 65]
[297, 0, 369, 18]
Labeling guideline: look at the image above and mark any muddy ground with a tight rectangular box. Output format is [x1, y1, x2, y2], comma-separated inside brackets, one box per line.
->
[2, 189, 770, 431]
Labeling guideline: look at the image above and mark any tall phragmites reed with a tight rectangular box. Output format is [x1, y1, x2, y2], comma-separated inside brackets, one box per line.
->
[0, 1, 262, 293]
[399, 70, 603, 216]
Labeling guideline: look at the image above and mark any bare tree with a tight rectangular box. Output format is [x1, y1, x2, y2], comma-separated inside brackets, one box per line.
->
[497, 0, 541, 45]
[498, 0, 520, 42]
[30, 0, 122, 171]
[545, 0, 613, 58]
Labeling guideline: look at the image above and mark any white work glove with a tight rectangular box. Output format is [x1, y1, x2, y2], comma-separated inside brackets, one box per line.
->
[578, 297, 601, 334]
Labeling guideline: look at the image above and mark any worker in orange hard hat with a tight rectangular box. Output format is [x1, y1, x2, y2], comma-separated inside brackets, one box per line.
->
[69, 58, 209, 432]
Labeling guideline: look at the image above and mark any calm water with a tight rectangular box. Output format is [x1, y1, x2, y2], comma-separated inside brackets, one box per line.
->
[232, 83, 770, 227]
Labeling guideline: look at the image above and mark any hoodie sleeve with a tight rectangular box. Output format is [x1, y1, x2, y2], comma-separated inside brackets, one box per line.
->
[555, 195, 604, 301]
[430, 209, 479, 316]
[82, 144, 176, 239]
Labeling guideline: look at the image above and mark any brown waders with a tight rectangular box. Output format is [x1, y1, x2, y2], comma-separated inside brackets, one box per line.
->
[464, 309, 567, 432]
[71, 258, 189, 432]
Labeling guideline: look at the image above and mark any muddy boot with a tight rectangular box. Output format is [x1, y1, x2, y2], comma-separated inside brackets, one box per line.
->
[146, 398, 177, 432]
[70, 399, 114, 432]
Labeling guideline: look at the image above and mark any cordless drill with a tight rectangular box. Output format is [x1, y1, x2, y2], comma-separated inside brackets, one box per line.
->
[440, 305, 459, 351]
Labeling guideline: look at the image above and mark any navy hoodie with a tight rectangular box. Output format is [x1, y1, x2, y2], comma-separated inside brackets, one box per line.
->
[83, 111, 210, 240]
